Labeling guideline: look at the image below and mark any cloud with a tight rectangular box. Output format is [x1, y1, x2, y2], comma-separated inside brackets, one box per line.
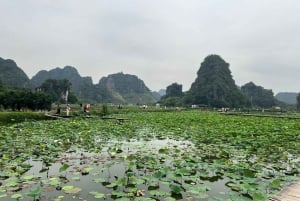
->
[0, 0, 299, 93]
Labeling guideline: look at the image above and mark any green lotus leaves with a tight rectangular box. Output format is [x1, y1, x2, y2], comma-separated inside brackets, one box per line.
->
[22, 175, 40, 181]
[0, 111, 299, 200]
[89, 191, 106, 199]
[11, 194, 23, 199]
[251, 192, 267, 200]
[46, 177, 61, 186]
[0, 194, 7, 198]
[93, 178, 106, 183]
[59, 163, 70, 173]
[62, 185, 82, 194]
[27, 186, 41, 198]
[169, 183, 183, 194]
[149, 190, 171, 196]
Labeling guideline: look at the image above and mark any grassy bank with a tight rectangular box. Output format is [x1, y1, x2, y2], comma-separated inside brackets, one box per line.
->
[0, 112, 50, 125]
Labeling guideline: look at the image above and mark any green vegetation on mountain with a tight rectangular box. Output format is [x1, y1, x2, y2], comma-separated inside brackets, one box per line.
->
[297, 93, 300, 111]
[184, 55, 248, 107]
[160, 83, 184, 106]
[0, 57, 30, 88]
[97, 72, 157, 104]
[0, 80, 6, 91]
[31, 66, 95, 102]
[275, 92, 298, 105]
[30, 67, 157, 104]
[39, 79, 78, 104]
[0, 55, 298, 109]
[241, 82, 276, 108]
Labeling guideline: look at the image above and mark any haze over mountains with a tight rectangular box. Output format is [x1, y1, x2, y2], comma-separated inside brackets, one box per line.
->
[275, 92, 298, 105]
[0, 57, 159, 104]
[0, 56, 297, 106]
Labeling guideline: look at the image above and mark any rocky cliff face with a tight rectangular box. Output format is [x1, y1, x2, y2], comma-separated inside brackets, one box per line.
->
[31, 68, 157, 104]
[185, 55, 248, 107]
[97, 72, 157, 104]
[0, 57, 30, 88]
[30, 66, 96, 102]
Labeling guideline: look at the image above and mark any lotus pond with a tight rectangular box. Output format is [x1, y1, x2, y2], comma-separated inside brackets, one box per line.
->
[0, 111, 299, 201]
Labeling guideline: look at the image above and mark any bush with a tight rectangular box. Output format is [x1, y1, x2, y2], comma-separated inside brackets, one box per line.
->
[0, 112, 49, 125]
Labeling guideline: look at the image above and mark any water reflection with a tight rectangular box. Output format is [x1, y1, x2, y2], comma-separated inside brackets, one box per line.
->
[1, 138, 231, 201]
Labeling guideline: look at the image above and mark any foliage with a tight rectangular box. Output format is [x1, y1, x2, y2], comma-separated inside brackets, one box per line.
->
[39, 79, 78, 104]
[0, 80, 6, 91]
[241, 82, 276, 108]
[97, 72, 157, 104]
[160, 83, 183, 106]
[27, 186, 41, 199]
[100, 104, 109, 116]
[0, 57, 30, 88]
[30, 66, 97, 103]
[31, 69, 157, 104]
[165, 83, 183, 97]
[297, 93, 300, 111]
[0, 88, 52, 111]
[184, 55, 248, 107]
[0, 111, 299, 200]
[159, 96, 182, 107]
[0, 112, 48, 125]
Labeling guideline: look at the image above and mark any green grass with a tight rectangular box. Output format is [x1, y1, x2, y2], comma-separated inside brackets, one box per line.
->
[0, 112, 49, 125]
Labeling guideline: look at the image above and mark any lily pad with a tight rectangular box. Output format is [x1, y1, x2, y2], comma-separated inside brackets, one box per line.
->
[90, 191, 106, 199]
[11, 193, 23, 199]
[59, 163, 70, 173]
[0, 194, 7, 198]
[27, 186, 41, 198]
[62, 185, 82, 194]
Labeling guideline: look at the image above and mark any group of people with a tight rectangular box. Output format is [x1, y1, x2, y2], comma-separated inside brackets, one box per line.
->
[55, 103, 91, 116]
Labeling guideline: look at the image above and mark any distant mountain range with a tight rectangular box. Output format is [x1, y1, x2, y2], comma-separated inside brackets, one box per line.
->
[0, 57, 161, 104]
[275, 92, 298, 105]
[0, 56, 297, 107]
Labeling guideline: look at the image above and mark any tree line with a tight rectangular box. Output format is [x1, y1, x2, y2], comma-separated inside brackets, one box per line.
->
[0, 79, 78, 111]
[0, 82, 52, 111]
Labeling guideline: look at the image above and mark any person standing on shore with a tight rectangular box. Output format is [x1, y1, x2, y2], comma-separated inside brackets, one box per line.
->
[66, 104, 71, 116]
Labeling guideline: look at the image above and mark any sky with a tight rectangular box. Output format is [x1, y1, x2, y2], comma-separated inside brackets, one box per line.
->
[0, 0, 299, 94]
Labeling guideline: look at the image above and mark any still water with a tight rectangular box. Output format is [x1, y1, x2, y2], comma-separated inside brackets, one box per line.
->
[1, 138, 231, 201]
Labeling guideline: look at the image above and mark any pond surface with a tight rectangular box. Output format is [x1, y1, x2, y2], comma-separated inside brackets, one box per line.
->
[1, 138, 232, 201]
[1, 112, 299, 201]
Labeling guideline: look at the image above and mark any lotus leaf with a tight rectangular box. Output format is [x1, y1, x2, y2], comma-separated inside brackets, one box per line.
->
[62, 185, 82, 194]
[27, 186, 41, 198]
[0, 194, 7, 198]
[11, 194, 23, 199]
[59, 163, 70, 173]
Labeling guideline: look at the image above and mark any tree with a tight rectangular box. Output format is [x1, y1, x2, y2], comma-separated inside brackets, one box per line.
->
[39, 79, 77, 103]
[185, 55, 248, 107]
[160, 83, 184, 106]
[0, 88, 52, 111]
[165, 83, 183, 97]
[297, 93, 300, 111]
[241, 82, 276, 108]
[0, 80, 5, 91]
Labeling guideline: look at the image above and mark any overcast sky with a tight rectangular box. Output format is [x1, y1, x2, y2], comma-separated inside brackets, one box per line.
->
[0, 0, 299, 94]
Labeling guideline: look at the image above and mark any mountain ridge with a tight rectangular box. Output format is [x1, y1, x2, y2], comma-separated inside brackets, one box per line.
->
[0, 56, 297, 107]
[0, 57, 157, 104]
[275, 92, 298, 105]
[0, 57, 30, 88]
